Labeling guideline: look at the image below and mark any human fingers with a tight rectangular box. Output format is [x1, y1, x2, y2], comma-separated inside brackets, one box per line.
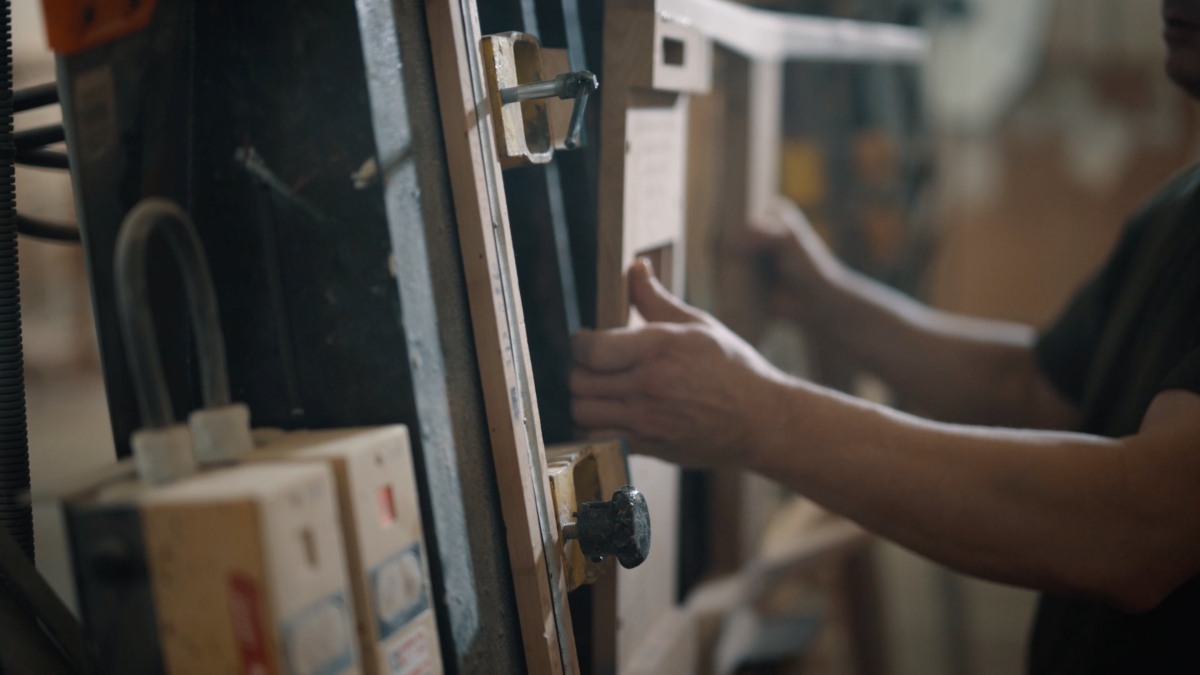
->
[569, 366, 645, 399]
[571, 397, 636, 431]
[571, 327, 666, 372]
[629, 258, 707, 324]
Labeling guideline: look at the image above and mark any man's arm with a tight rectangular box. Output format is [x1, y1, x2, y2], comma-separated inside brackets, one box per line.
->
[572, 262, 1200, 612]
[749, 382, 1200, 614]
[754, 200, 1078, 429]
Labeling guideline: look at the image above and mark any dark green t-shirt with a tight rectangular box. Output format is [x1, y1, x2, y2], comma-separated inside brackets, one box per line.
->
[1030, 165, 1200, 673]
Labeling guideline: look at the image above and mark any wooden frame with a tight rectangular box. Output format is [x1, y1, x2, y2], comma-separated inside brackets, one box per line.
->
[596, 0, 927, 671]
[426, 2, 577, 673]
[595, 2, 714, 671]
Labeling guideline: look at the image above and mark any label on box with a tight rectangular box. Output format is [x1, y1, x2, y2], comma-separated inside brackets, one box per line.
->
[228, 573, 271, 675]
[387, 625, 433, 675]
[370, 543, 430, 640]
[282, 592, 356, 675]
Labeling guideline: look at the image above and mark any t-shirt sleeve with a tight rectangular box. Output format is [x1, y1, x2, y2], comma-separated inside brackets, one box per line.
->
[1034, 221, 1148, 404]
[1034, 279, 1107, 404]
[1161, 347, 1200, 396]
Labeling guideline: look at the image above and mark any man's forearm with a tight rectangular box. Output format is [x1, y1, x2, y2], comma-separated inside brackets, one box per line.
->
[750, 379, 1200, 612]
[811, 266, 1075, 428]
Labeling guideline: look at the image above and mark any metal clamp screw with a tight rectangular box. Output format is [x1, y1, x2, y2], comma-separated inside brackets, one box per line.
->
[500, 70, 599, 150]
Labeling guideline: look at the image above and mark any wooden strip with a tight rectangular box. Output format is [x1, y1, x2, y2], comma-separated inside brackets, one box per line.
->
[424, 3, 576, 673]
[662, 0, 928, 64]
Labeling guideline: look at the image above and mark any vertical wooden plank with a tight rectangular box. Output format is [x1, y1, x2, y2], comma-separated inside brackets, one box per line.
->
[424, 2, 577, 673]
[596, 1, 713, 670]
[700, 51, 790, 577]
[713, 54, 782, 342]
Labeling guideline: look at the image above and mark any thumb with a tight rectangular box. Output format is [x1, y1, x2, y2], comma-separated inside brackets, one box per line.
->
[629, 258, 705, 324]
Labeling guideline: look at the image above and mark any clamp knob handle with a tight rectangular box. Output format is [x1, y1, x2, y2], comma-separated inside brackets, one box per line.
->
[563, 485, 651, 569]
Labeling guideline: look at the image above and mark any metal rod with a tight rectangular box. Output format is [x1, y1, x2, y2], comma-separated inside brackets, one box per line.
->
[501, 78, 561, 104]
[498, 71, 598, 150]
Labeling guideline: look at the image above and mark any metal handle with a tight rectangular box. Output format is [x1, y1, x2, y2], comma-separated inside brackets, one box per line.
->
[499, 70, 599, 150]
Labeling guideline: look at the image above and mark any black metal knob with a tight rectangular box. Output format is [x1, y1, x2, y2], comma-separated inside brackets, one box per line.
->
[564, 485, 651, 569]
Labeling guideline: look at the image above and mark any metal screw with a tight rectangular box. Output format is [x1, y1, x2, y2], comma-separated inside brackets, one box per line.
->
[499, 71, 599, 151]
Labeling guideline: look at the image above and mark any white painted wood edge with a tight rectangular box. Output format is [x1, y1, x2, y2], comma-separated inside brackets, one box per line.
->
[663, 0, 928, 64]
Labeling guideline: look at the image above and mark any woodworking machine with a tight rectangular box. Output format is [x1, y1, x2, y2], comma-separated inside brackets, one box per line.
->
[0, 0, 928, 672]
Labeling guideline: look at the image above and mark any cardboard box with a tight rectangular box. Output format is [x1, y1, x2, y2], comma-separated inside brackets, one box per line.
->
[246, 427, 441, 675]
[67, 462, 360, 675]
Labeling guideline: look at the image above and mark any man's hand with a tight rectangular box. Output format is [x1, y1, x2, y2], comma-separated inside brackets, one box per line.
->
[570, 259, 790, 468]
[749, 197, 846, 325]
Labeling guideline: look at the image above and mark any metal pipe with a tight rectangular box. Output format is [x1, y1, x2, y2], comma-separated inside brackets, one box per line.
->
[501, 78, 561, 104]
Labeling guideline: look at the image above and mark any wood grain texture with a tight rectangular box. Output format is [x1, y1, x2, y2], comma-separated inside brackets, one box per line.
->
[425, 2, 576, 673]
[481, 32, 554, 167]
[596, 2, 713, 671]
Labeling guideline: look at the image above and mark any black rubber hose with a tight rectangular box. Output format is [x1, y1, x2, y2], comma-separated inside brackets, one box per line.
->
[13, 83, 57, 114]
[14, 150, 68, 169]
[0, 0, 33, 561]
[15, 214, 80, 243]
[114, 199, 231, 429]
[13, 125, 63, 152]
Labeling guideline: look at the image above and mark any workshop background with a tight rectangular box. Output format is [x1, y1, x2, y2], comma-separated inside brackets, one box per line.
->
[13, 0, 1195, 673]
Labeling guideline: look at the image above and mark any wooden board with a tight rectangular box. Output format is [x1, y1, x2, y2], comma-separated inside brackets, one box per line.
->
[596, 2, 712, 671]
[661, 0, 927, 64]
[593, 3, 924, 670]
[425, 3, 577, 673]
[598, 0, 711, 327]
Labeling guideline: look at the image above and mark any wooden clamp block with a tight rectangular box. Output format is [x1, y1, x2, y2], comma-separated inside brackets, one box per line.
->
[245, 426, 443, 675]
[482, 32, 555, 167]
[64, 463, 360, 675]
[598, 0, 712, 327]
[545, 440, 631, 591]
